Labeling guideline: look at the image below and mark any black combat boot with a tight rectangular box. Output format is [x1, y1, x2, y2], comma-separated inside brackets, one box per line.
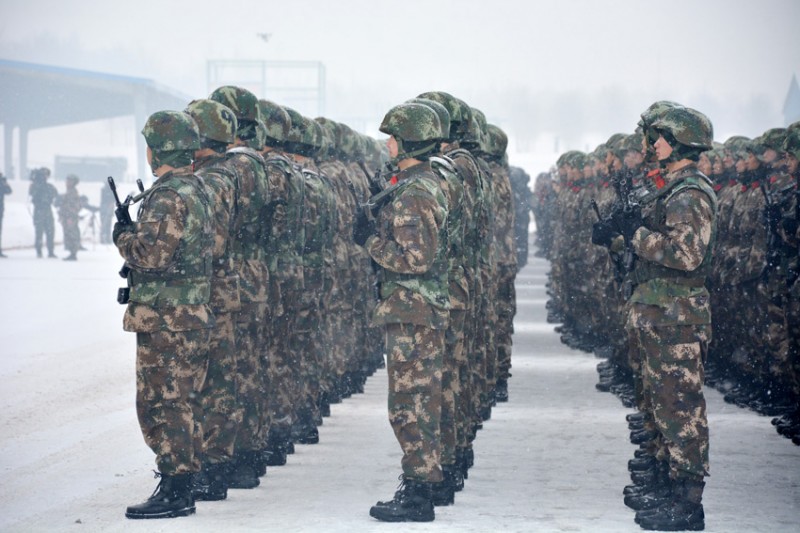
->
[495, 378, 509, 402]
[624, 462, 672, 511]
[191, 462, 230, 501]
[636, 475, 705, 531]
[432, 465, 462, 506]
[630, 427, 658, 445]
[369, 476, 435, 522]
[125, 472, 195, 519]
[227, 451, 260, 489]
[628, 455, 657, 472]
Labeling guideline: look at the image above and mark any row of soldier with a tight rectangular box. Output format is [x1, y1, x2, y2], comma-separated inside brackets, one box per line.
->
[533, 121, 800, 445]
[113, 86, 523, 521]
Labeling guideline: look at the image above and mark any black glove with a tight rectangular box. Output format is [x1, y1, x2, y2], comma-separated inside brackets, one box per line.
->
[617, 204, 643, 242]
[591, 218, 618, 247]
[781, 216, 798, 237]
[112, 221, 134, 245]
[352, 208, 376, 247]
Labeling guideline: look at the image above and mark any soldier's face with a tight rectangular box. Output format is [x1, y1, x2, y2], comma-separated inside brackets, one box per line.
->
[387, 136, 399, 159]
[698, 155, 711, 175]
[780, 154, 798, 174]
[624, 150, 644, 169]
[761, 148, 778, 165]
[654, 135, 673, 161]
[745, 153, 760, 171]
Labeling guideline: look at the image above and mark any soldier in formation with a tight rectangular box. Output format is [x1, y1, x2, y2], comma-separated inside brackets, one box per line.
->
[111, 86, 522, 521]
[536, 102, 800, 530]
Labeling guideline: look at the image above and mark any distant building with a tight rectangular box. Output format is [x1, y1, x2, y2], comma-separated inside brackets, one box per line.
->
[784, 74, 800, 125]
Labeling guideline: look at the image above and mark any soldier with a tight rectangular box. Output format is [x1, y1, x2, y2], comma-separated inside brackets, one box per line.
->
[28, 167, 58, 258]
[184, 98, 242, 500]
[57, 174, 82, 261]
[359, 103, 449, 522]
[0, 172, 12, 257]
[408, 96, 465, 505]
[610, 105, 716, 531]
[208, 86, 272, 488]
[116, 111, 214, 519]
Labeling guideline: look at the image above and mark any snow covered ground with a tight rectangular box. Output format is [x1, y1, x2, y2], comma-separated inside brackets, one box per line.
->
[1, 237, 798, 532]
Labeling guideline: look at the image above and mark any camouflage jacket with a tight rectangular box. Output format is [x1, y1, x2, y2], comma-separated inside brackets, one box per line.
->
[367, 161, 450, 329]
[264, 152, 305, 299]
[301, 166, 336, 291]
[226, 147, 270, 305]
[58, 187, 82, 225]
[116, 167, 215, 332]
[445, 147, 482, 276]
[194, 153, 241, 314]
[626, 163, 717, 327]
[488, 159, 518, 269]
[431, 154, 468, 310]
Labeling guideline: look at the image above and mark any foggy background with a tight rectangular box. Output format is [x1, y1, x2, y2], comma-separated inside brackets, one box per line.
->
[1, 0, 799, 179]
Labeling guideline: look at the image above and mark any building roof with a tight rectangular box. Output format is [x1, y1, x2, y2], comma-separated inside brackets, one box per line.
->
[0, 58, 190, 130]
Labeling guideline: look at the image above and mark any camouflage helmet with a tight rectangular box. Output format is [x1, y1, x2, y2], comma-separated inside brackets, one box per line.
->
[606, 133, 627, 149]
[257, 99, 291, 146]
[486, 124, 508, 158]
[782, 121, 800, 160]
[209, 86, 263, 148]
[650, 106, 713, 150]
[470, 108, 491, 153]
[337, 123, 360, 161]
[639, 101, 683, 136]
[208, 86, 261, 124]
[284, 107, 323, 156]
[379, 102, 442, 143]
[619, 131, 645, 156]
[185, 99, 238, 145]
[406, 97, 451, 141]
[754, 128, 786, 161]
[66, 173, 79, 185]
[315, 117, 341, 155]
[380, 103, 442, 161]
[141, 110, 200, 152]
[417, 91, 466, 140]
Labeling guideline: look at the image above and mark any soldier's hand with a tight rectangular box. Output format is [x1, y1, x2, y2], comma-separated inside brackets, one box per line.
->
[112, 221, 134, 245]
[115, 205, 133, 225]
[591, 218, 618, 247]
[352, 208, 376, 247]
[618, 205, 643, 242]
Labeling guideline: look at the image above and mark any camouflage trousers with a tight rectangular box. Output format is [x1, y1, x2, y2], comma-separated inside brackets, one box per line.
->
[233, 303, 269, 453]
[629, 322, 710, 479]
[267, 305, 297, 441]
[295, 283, 325, 423]
[443, 309, 466, 465]
[61, 218, 80, 254]
[199, 311, 242, 464]
[496, 264, 517, 381]
[135, 328, 210, 475]
[385, 323, 444, 483]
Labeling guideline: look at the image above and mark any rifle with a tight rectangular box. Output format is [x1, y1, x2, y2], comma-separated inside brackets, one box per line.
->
[107, 177, 146, 304]
[760, 182, 782, 280]
[613, 168, 639, 299]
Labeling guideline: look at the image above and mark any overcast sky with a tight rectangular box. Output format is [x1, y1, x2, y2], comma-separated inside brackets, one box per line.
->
[2, 0, 799, 145]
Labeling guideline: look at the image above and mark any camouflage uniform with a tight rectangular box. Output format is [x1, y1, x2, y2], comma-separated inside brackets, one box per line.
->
[625, 134, 716, 482]
[57, 175, 82, 258]
[209, 86, 272, 467]
[185, 99, 243, 468]
[367, 160, 450, 483]
[116, 163, 215, 476]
